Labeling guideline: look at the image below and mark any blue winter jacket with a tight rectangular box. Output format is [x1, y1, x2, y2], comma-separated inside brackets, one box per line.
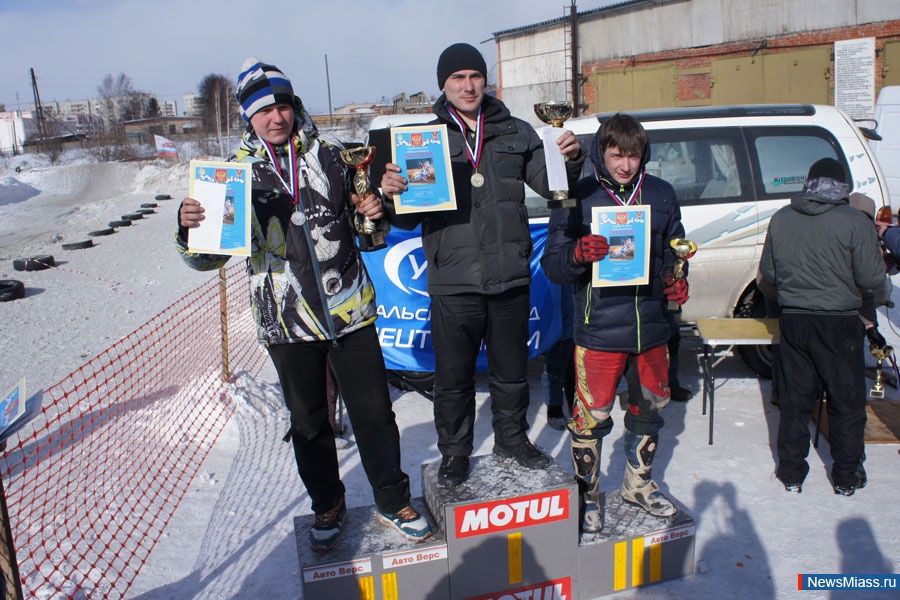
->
[540, 131, 684, 354]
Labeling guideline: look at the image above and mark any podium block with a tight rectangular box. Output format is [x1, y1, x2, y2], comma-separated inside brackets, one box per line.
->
[295, 497, 450, 600]
[422, 454, 579, 600]
[577, 490, 695, 598]
[294, 453, 695, 599]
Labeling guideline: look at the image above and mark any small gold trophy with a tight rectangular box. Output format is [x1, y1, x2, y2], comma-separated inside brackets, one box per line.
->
[339, 146, 388, 252]
[869, 344, 892, 399]
[534, 101, 575, 209]
[666, 238, 697, 313]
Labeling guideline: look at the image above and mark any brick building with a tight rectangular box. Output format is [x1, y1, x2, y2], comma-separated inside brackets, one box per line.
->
[493, 0, 900, 125]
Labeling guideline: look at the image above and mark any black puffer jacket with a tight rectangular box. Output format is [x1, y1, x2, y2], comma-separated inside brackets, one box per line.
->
[386, 94, 584, 296]
[541, 129, 684, 354]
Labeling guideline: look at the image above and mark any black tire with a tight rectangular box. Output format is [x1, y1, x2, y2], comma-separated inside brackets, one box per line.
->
[61, 239, 94, 250]
[735, 287, 774, 379]
[154, 194, 172, 200]
[140, 202, 158, 208]
[109, 219, 132, 227]
[0, 280, 26, 302]
[88, 228, 116, 237]
[122, 212, 143, 220]
[136, 208, 156, 215]
[12, 255, 55, 271]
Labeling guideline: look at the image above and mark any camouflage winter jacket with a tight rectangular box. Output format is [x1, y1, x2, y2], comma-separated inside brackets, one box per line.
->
[175, 133, 377, 345]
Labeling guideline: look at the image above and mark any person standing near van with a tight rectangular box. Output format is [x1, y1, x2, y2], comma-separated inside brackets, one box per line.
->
[760, 158, 885, 496]
[380, 42, 584, 489]
[541, 113, 687, 532]
[176, 58, 431, 551]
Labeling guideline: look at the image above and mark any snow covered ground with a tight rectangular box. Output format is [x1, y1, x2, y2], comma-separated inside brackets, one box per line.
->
[1, 151, 898, 599]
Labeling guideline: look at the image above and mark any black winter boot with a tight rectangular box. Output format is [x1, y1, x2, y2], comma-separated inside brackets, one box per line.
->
[572, 439, 603, 533]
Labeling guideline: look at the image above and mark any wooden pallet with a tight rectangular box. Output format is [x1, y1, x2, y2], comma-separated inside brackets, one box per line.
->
[813, 400, 900, 444]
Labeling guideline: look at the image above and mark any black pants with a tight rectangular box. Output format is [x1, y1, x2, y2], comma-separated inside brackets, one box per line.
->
[267, 326, 410, 514]
[776, 312, 867, 488]
[430, 286, 531, 457]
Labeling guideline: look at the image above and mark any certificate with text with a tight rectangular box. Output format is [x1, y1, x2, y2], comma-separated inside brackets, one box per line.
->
[591, 205, 651, 287]
[188, 160, 252, 256]
[391, 125, 457, 214]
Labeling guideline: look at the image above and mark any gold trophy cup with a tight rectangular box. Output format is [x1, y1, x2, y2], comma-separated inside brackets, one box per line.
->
[666, 238, 698, 313]
[534, 101, 575, 209]
[869, 344, 892, 399]
[339, 146, 388, 252]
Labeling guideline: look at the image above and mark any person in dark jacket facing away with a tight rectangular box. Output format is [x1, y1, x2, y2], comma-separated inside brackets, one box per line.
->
[175, 58, 431, 552]
[541, 113, 687, 532]
[760, 158, 886, 497]
[381, 43, 584, 489]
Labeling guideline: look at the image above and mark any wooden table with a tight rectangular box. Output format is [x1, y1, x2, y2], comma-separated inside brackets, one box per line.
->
[695, 318, 780, 445]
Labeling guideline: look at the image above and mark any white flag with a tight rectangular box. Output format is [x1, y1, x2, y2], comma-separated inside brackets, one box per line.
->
[155, 135, 178, 158]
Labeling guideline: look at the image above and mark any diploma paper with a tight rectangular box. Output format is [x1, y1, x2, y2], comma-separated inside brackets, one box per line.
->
[591, 205, 652, 287]
[188, 161, 251, 256]
[391, 125, 457, 214]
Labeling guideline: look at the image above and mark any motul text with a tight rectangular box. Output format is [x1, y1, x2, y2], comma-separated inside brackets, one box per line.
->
[454, 489, 569, 538]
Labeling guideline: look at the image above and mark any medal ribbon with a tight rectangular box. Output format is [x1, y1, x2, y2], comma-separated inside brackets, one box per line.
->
[262, 139, 299, 205]
[446, 105, 484, 172]
[594, 168, 645, 206]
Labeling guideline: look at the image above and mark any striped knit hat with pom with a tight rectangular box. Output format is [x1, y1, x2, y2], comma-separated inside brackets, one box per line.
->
[235, 57, 294, 121]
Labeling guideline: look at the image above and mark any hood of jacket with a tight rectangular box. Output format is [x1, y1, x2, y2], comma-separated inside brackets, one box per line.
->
[790, 176, 851, 216]
[587, 125, 652, 192]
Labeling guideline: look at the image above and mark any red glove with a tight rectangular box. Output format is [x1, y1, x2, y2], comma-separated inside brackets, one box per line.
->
[664, 277, 689, 306]
[573, 234, 609, 264]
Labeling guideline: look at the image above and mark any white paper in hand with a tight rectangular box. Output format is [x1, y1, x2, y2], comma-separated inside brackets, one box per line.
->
[540, 126, 569, 192]
[188, 179, 226, 254]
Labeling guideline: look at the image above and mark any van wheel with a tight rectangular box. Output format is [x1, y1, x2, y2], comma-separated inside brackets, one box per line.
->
[734, 288, 773, 379]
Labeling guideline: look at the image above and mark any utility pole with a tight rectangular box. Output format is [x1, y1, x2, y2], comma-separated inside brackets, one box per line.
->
[30, 67, 49, 152]
[215, 81, 224, 157]
[570, 0, 581, 116]
[325, 54, 334, 128]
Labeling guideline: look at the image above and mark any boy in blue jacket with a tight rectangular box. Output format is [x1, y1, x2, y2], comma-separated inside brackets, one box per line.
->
[541, 113, 687, 532]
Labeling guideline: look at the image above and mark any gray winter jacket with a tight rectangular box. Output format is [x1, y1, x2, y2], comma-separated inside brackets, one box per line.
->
[760, 187, 885, 313]
[385, 94, 584, 296]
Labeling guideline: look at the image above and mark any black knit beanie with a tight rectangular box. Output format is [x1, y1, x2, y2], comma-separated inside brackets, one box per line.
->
[807, 158, 847, 184]
[436, 43, 487, 90]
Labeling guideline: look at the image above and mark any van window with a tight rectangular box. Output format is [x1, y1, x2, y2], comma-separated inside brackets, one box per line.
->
[747, 127, 842, 197]
[646, 128, 751, 206]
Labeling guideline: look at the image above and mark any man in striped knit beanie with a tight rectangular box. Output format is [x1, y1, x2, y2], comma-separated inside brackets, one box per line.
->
[177, 58, 432, 552]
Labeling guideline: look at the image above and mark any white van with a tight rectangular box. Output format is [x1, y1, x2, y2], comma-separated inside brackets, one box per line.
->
[870, 86, 900, 207]
[528, 104, 889, 376]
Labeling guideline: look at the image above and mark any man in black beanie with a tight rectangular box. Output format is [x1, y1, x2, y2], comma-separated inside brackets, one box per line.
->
[760, 157, 885, 496]
[381, 42, 584, 488]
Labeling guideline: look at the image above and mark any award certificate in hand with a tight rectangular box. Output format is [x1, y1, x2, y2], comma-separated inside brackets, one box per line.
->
[391, 125, 457, 214]
[591, 205, 651, 287]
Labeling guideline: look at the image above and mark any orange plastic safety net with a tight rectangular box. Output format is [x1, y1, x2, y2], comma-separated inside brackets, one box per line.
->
[0, 261, 268, 599]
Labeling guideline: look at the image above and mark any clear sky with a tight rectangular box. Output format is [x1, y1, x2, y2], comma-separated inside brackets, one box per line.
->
[1, 0, 619, 115]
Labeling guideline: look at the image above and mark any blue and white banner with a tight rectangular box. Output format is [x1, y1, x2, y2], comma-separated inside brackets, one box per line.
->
[361, 223, 563, 372]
